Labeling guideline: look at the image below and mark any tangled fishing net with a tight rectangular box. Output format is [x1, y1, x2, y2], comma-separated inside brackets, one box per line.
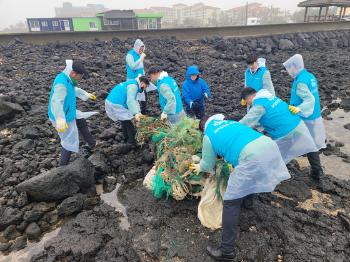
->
[137, 116, 230, 201]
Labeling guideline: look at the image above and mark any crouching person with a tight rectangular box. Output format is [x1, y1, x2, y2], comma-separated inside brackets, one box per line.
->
[48, 61, 97, 166]
[148, 66, 186, 125]
[190, 114, 290, 261]
[105, 76, 150, 148]
[240, 87, 318, 164]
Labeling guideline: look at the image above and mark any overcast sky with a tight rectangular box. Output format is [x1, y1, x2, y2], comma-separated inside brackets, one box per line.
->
[0, 0, 302, 29]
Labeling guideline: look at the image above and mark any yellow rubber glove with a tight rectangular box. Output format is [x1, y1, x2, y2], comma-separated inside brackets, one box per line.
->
[135, 113, 144, 122]
[189, 163, 200, 175]
[288, 105, 300, 114]
[56, 118, 68, 133]
[241, 99, 246, 107]
[161, 112, 168, 121]
[89, 93, 96, 101]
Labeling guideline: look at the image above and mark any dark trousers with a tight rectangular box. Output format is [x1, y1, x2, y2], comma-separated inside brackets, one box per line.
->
[186, 101, 205, 120]
[140, 91, 148, 115]
[121, 120, 136, 145]
[59, 118, 96, 166]
[220, 198, 243, 253]
[307, 151, 323, 173]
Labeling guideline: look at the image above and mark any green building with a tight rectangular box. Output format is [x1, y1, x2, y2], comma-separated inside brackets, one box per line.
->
[135, 13, 163, 29]
[72, 17, 102, 31]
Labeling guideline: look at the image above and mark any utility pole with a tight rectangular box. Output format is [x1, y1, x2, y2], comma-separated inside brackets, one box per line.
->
[245, 1, 248, 25]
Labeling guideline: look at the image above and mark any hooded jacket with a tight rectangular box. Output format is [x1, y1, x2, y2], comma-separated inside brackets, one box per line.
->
[182, 65, 211, 107]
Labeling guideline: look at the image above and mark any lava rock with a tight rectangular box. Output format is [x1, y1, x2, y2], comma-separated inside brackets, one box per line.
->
[276, 180, 312, 202]
[0, 207, 23, 230]
[279, 39, 294, 50]
[88, 152, 109, 175]
[25, 222, 41, 240]
[340, 98, 350, 110]
[0, 242, 11, 252]
[22, 126, 40, 139]
[3, 224, 21, 241]
[0, 97, 24, 123]
[142, 149, 154, 164]
[23, 209, 44, 222]
[57, 194, 87, 217]
[16, 158, 96, 202]
[11, 236, 27, 251]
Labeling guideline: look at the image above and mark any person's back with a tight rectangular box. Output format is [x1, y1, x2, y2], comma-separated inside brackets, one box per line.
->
[157, 75, 183, 114]
[291, 69, 321, 121]
[107, 80, 138, 108]
[253, 93, 301, 140]
[205, 120, 262, 166]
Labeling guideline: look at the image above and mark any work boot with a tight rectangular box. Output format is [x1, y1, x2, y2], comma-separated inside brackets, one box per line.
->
[310, 169, 325, 180]
[206, 245, 235, 261]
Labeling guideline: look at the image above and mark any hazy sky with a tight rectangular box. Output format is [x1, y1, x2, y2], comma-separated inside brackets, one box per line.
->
[0, 0, 302, 29]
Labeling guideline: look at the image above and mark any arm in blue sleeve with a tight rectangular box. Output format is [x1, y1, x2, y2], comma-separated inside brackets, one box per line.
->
[262, 70, 275, 96]
[181, 82, 192, 106]
[199, 135, 217, 172]
[126, 54, 142, 70]
[159, 84, 176, 114]
[126, 84, 141, 115]
[239, 105, 266, 128]
[51, 84, 66, 120]
[296, 83, 315, 118]
[200, 79, 211, 97]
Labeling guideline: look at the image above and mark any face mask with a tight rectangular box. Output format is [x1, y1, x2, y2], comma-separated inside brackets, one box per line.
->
[71, 78, 79, 86]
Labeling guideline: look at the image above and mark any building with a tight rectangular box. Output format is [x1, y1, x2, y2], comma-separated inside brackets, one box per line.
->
[298, 0, 350, 21]
[97, 10, 137, 30]
[173, 3, 221, 26]
[225, 2, 289, 25]
[135, 13, 163, 29]
[97, 10, 162, 30]
[134, 7, 176, 26]
[27, 18, 73, 32]
[71, 17, 102, 31]
[55, 2, 106, 18]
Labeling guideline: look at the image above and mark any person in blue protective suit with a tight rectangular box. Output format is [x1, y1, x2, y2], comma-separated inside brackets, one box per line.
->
[125, 39, 150, 114]
[148, 66, 186, 125]
[283, 54, 326, 179]
[189, 114, 290, 261]
[182, 65, 211, 119]
[105, 76, 150, 148]
[240, 87, 318, 164]
[243, 54, 275, 107]
[48, 61, 97, 166]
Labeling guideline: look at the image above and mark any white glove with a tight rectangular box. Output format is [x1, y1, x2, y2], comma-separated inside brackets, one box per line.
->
[56, 118, 68, 133]
[190, 102, 193, 109]
[204, 93, 208, 99]
[161, 112, 168, 120]
[135, 113, 144, 122]
[140, 53, 146, 60]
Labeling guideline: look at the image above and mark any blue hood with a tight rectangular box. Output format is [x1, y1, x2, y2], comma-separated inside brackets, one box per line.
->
[186, 65, 200, 81]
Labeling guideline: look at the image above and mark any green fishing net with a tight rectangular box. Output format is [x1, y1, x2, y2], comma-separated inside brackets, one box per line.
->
[137, 116, 230, 200]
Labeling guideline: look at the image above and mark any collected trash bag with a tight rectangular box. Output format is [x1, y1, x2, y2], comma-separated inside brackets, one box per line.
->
[143, 166, 156, 190]
[198, 177, 225, 230]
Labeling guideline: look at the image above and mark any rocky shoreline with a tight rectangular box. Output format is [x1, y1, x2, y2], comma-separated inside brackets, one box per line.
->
[0, 30, 350, 261]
